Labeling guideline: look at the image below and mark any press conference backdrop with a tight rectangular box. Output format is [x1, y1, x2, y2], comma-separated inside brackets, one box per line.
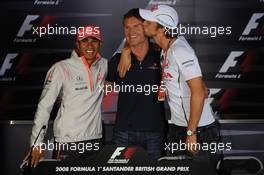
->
[0, 0, 263, 120]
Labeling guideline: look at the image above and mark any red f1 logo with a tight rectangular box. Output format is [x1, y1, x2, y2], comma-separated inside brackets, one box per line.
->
[110, 147, 126, 159]
[108, 147, 136, 163]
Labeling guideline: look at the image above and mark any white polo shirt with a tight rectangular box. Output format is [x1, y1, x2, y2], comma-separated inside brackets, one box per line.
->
[162, 36, 215, 127]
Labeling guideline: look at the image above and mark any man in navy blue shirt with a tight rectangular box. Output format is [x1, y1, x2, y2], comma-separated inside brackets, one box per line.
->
[106, 8, 165, 160]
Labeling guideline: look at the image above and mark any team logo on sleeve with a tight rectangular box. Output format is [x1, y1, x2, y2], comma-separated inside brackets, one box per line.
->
[182, 60, 194, 68]
[45, 68, 55, 85]
[48, 72, 53, 81]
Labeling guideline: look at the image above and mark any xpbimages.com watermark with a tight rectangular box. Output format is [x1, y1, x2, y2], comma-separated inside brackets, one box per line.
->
[165, 24, 232, 38]
[101, 82, 166, 96]
[32, 140, 100, 153]
[32, 24, 100, 37]
[165, 140, 232, 154]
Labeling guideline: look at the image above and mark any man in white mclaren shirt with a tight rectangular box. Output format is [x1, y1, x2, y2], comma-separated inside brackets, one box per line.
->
[138, 5, 220, 169]
[24, 25, 108, 167]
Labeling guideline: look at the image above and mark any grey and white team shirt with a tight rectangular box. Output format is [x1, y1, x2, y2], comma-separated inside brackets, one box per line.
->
[162, 36, 215, 127]
[30, 50, 107, 145]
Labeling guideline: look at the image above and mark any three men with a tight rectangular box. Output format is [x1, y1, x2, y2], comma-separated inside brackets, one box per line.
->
[25, 6, 220, 170]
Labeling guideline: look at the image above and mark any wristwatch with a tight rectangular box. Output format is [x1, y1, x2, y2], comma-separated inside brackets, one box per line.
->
[187, 130, 197, 136]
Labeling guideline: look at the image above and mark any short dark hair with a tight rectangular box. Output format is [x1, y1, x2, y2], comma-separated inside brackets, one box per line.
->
[123, 8, 144, 24]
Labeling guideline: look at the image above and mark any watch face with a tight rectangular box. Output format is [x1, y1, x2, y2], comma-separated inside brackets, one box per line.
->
[187, 130, 192, 136]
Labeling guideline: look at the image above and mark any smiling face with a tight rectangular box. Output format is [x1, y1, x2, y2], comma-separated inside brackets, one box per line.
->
[76, 37, 101, 61]
[123, 17, 148, 47]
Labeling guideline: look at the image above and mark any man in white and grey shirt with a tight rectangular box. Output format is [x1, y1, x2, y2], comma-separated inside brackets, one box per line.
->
[138, 4, 220, 171]
[24, 25, 107, 167]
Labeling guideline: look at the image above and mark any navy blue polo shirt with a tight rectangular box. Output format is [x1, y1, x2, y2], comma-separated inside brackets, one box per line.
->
[106, 42, 165, 132]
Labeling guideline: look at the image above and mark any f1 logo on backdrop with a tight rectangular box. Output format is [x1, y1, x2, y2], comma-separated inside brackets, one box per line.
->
[208, 51, 242, 104]
[0, 54, 17, 76]
[215, 51, 244, 79]
[108, 147, 136, 164]
[0, 53, 18, 82]
[210, 51, 244, 103]
[210, 50, 258, 106]
[239, 13, 264, 41]
[13, 15, 40, 43]
[17, 15, 40, 37]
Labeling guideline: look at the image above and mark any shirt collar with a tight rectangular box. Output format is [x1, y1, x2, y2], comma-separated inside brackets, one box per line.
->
[131, 42, 156, 65]
[71, 50, 101, 67]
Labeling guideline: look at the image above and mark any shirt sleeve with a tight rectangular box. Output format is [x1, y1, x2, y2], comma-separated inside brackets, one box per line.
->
[173, 46, 202, 81]
[30, 62, 63, 146]
[106, 54, 120, 82]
